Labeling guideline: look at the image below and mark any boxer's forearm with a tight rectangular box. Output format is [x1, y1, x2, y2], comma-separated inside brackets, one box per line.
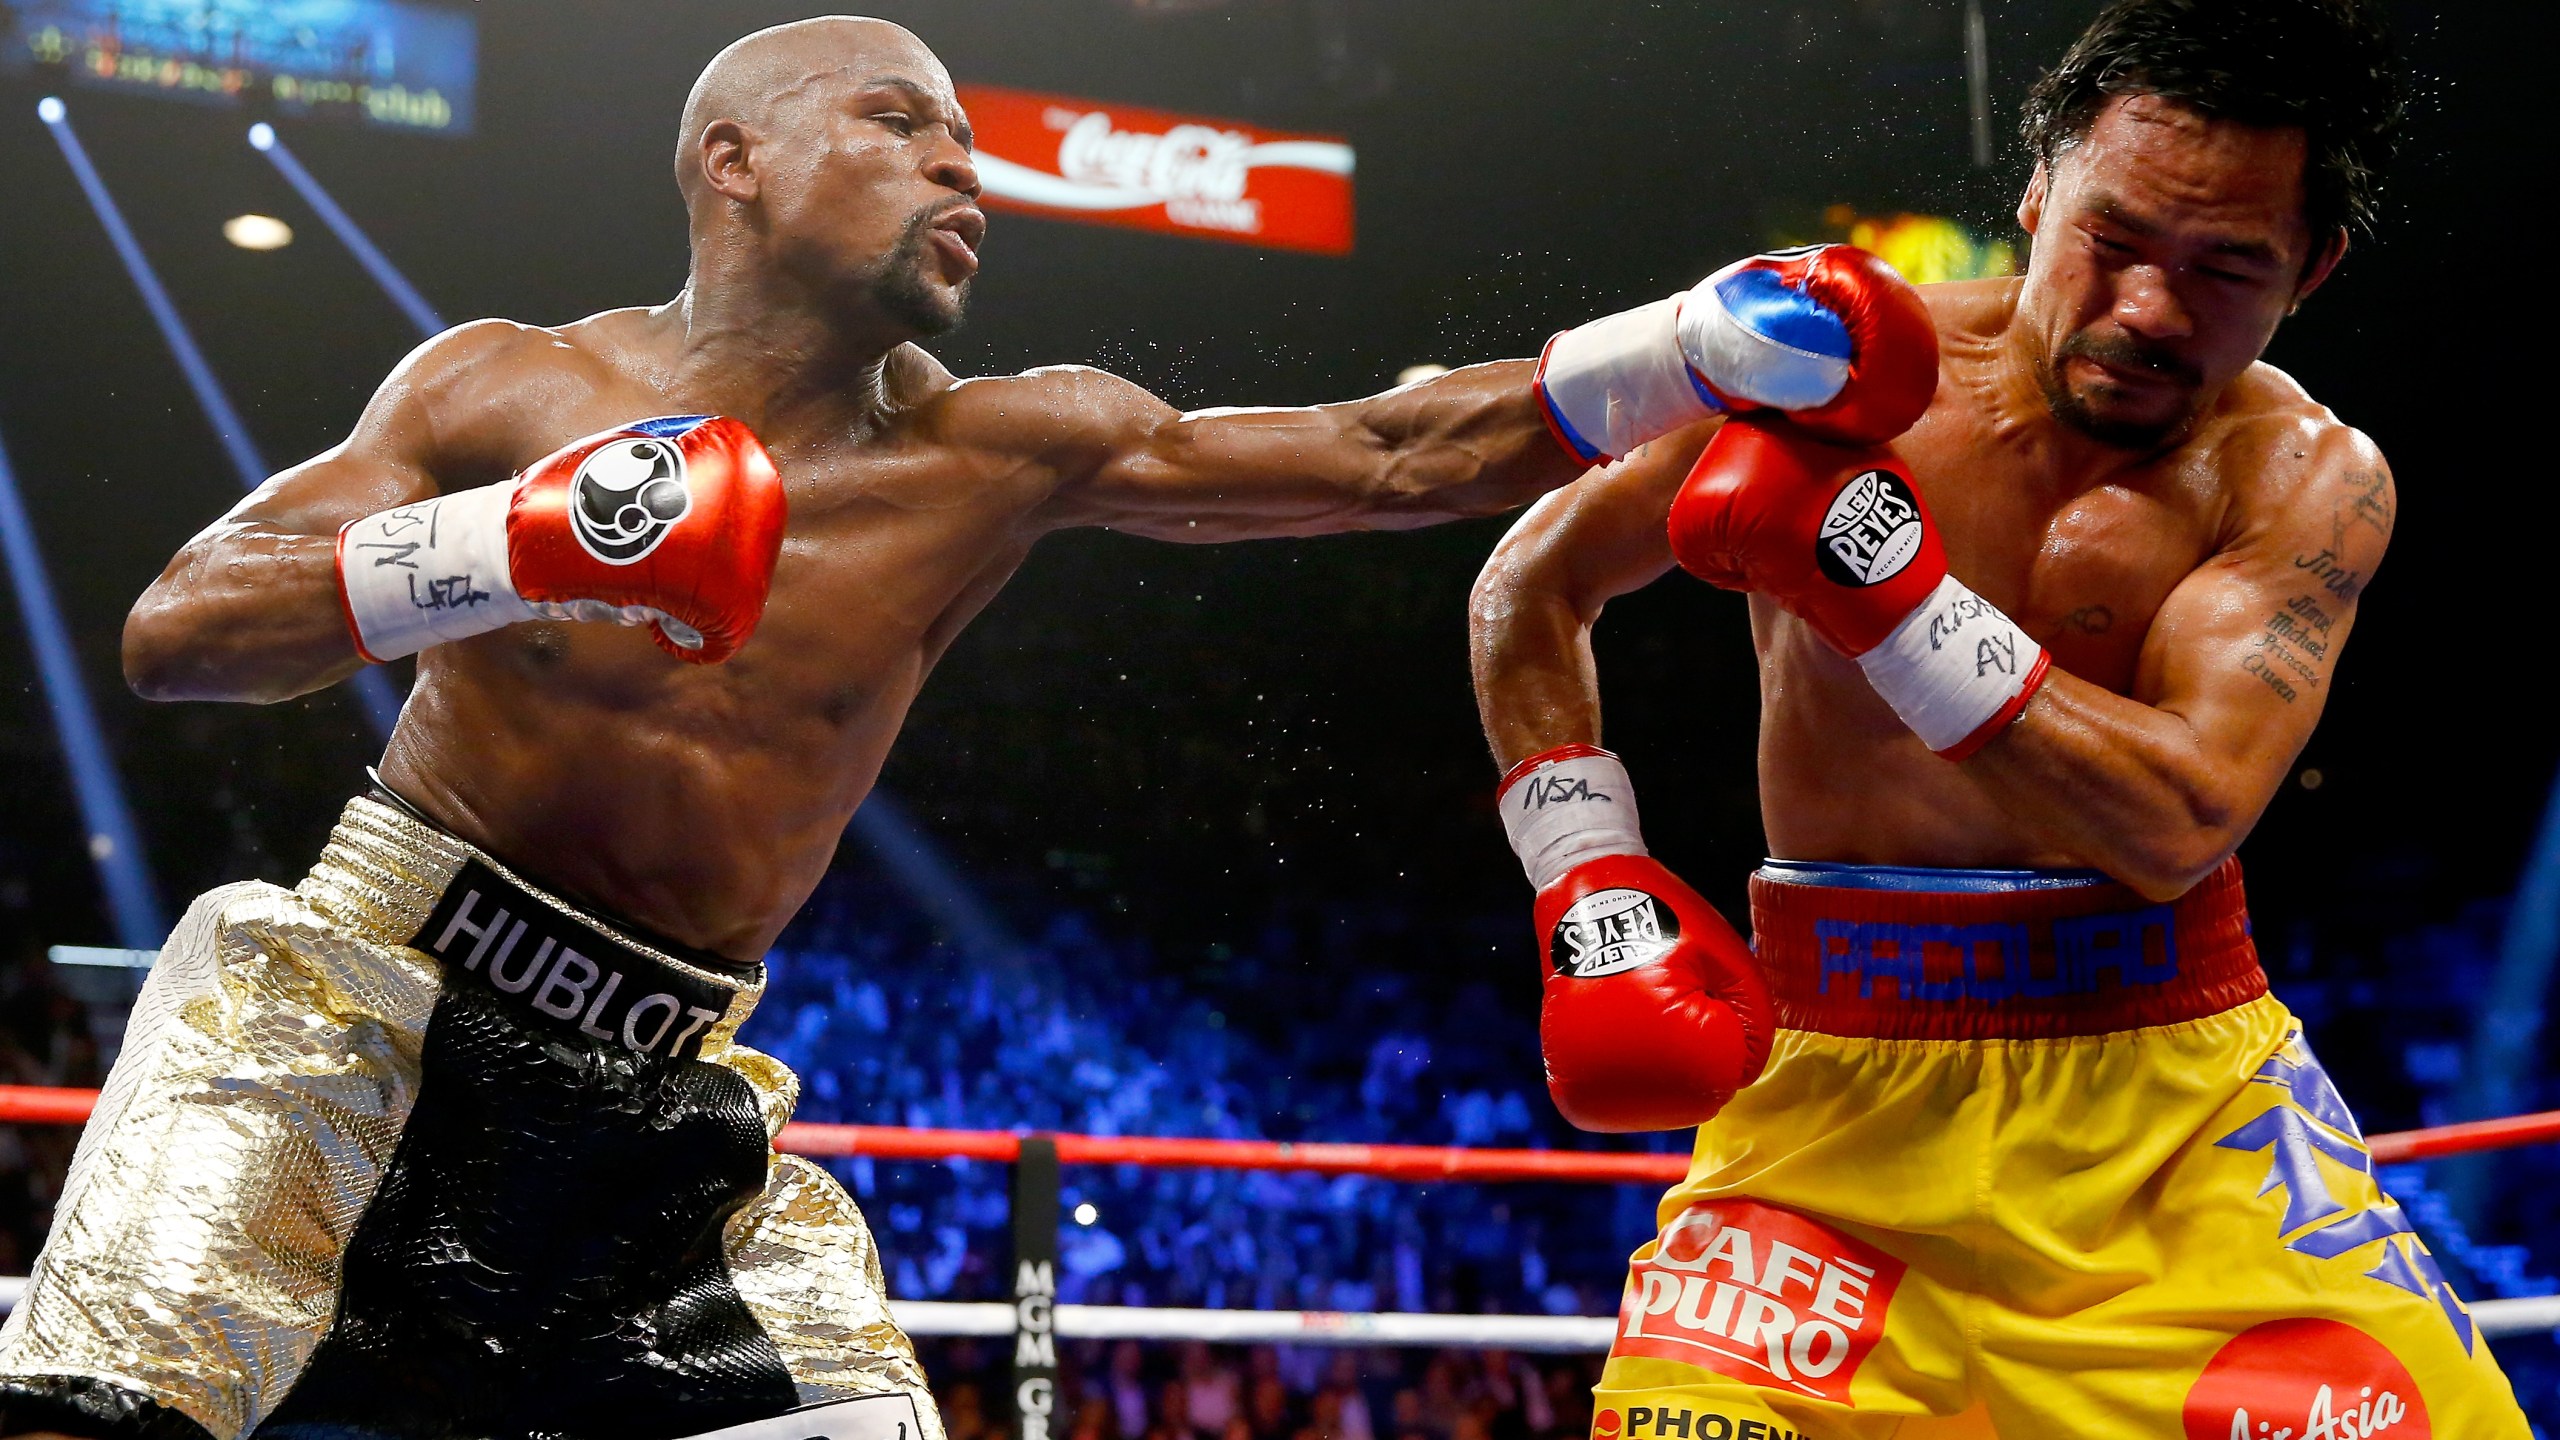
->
[1069, 360, 1585, 540]
[125, 524, 371, 703]
[1469, 586, 1605, 770]
[1332, 359, 1584, 521]
[1962, 671, 2270, 902]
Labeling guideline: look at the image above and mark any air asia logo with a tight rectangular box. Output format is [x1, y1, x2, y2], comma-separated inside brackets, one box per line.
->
[2183, 1319, 2428, 1440]
[1613, 1198, 1905, 1406]
[1814, 470, 1923, 587]
[1553, 887, 1680, 977]
[570, 437, 691, 564]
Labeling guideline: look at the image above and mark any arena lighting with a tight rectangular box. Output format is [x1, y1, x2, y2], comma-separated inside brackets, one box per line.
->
[1395, 364, 1449, 386]
[222, 214, 294, 251]
[38, 99, 404, 740]
[0, 428, 167, 949]
[1072, 1202, 1099, 1226]
[246, 123, 449, 337]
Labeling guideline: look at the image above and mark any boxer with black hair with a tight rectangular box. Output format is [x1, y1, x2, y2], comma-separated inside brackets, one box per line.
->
[1474, 0, 2532, 1433]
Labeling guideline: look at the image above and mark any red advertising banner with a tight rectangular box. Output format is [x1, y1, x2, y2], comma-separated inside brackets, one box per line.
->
[958, 83, 1354, 256]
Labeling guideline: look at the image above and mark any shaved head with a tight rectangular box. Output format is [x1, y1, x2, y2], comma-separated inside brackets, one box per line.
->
[674, 16, 949, 209]
[672, 16, 982, 339]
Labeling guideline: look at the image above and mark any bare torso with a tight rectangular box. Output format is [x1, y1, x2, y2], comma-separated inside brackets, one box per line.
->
[130, 298, 1569, 959]
[377, 313, 1046, 956]
[1474, 276, 2387, 895]
[1754, 277, 2322, 865]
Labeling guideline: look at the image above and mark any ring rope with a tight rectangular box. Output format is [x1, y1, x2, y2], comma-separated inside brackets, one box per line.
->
[0, 1279, 2547, 1342]
[4, 1087, 2555, 1182]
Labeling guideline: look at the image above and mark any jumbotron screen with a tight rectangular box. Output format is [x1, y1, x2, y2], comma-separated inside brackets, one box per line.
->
[3, 0, 475, 135]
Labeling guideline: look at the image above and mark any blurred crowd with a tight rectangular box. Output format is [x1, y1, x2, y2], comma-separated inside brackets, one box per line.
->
[742, 863, 1670, 1316]
[0, 852, 2554, 1422]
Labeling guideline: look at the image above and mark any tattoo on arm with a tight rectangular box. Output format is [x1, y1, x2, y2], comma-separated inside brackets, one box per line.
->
[2292, 549, 2365, 601]
[2064, 604, 2114, 635]
[2333, 467, 2394, 549]
[2240, 592, 2342, 704]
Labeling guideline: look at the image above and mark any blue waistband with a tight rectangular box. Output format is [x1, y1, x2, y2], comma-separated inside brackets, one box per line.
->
[1755, 859, 2114, 893]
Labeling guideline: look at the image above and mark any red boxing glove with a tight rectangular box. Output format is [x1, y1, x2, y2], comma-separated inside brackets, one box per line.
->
[1734, 245, 1941, 446]
[1534, 244, 1938, 464]
[1535, 853, 1773, 1133]
[1497, 745, 1772, 1132]
[1667, 418, 2048, 758]
[337, 415, 786, 665]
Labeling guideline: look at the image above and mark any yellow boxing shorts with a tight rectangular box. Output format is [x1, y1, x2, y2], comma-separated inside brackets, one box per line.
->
[1592, 858, 2533, 1439]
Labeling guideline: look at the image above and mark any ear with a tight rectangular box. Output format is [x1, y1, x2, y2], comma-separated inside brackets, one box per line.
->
[2291, 225, 2349, 311]
[2017, 161, 2050, 237]
[699, 119, 760, 204]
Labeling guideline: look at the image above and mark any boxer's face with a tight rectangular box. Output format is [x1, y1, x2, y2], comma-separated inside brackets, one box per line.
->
[760, 41, 983, 337]
[2016, 93, 2342, 448]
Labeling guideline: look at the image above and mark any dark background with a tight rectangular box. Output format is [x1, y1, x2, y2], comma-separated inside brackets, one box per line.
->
[0, 0, 2548, 1394]
[0, 0, 2536, 980]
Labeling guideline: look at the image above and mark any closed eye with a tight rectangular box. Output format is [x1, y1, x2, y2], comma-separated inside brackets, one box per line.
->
[872, 112, 917, 136]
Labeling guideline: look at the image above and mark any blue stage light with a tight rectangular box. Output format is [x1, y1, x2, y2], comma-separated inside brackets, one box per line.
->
[40, 100, 403, 739]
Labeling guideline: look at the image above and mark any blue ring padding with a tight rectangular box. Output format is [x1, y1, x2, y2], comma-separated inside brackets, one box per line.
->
[1711, 268, 1855, 360]
[1537, 389, 1607, 464]
[1756, 859, 2114, 893]
[629, 414, 714, 438]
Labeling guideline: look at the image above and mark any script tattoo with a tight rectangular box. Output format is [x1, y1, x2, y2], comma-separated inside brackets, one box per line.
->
[2241, 592, 2340, 704]
[2293, 549, 2364, 601]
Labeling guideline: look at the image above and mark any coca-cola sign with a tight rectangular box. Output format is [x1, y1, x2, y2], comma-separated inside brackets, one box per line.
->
[958, 84, 1354, 255]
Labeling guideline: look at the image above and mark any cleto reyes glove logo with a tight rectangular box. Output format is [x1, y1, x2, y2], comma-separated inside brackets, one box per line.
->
[1815, 469, 1923, 587]
[569, 430, 697, 565]
[1552, 887, 1680, 977]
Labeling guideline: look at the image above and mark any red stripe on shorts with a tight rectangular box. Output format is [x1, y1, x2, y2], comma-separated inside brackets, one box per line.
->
[1748, 856, 2265, 1039]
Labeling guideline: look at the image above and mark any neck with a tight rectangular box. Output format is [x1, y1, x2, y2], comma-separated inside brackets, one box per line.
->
[662, 245, 911, 442]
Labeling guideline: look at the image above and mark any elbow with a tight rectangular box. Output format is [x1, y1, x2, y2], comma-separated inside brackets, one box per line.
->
[122, 600, 184, 700]
[2101, 807, 2243, 904]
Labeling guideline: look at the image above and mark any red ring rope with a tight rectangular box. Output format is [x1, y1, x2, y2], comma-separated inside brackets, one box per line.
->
[4, 1085, 2555, 1181]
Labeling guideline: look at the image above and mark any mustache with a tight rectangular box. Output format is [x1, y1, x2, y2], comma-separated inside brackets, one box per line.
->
[2059, 330, 2200, 387]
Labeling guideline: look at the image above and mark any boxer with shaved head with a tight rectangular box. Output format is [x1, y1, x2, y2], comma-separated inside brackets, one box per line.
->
[0, 16, 1926, 1440]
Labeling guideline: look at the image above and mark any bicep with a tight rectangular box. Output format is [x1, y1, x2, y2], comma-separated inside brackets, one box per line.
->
[2134, 460, 2389, 796]
[204, 320, 539, 544]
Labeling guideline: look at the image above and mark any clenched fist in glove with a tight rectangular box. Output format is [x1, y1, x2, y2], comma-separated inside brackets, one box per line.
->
[1667, 418, 2049, 759]
[1532, 244, 1938, 464]
[1497, 744, 1773, 1132]
[336, 414, 786, 665]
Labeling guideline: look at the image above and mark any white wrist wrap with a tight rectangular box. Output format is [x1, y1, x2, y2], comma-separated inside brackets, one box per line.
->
[1855, 575, 2048, 757]
[336, 483, 533, 663]
[1497, 749, 1649, 891]
[1534, 295, 1721, 464]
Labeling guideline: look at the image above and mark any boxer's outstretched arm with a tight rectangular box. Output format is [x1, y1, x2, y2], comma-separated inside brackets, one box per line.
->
[1963, 427, 2393, 900]
[1031, 361, 1587, 539]
[1467, 426, 1715, 764]
[123, 324, 516, 702]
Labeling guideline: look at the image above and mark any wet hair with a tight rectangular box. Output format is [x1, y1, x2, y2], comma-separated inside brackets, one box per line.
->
[2020, 0, 2404, 240]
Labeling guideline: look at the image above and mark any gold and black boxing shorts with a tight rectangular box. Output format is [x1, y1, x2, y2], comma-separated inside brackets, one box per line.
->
[0, 793, 944, 1440]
